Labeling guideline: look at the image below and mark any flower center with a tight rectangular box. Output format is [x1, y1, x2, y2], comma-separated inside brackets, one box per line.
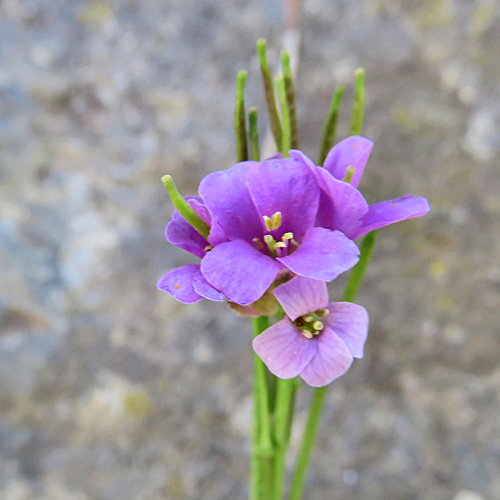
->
[252, 212, 299, 258]
[294, 309, 329, 338]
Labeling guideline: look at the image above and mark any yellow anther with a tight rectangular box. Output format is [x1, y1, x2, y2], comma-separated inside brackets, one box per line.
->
[315, 309, 329, 317]
[253, 238, 264, 250]
[282, 232, 294, 242]
[263, 216, 273, 232]
[204, 245, 214, 252]
[304, 316, 313, 323]
[342, 165, 356, 184]
[271, 211, 282, 229]
[313, 320, 324, 331]
[274, 242, 286, 249]
[302, 330, 314, 339]
[263, 234, 275, 245]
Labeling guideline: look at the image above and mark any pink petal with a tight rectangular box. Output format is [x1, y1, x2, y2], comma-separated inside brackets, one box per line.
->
[299, 327, 353, 387]
[323, 302, 369, 358]
[274, 276, 328, 321]
[253, 318, 317, 379]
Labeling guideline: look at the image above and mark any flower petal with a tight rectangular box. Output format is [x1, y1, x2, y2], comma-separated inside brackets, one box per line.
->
[274, 276, 328, 321]
[278, 227, 359, 281]
[193, 272, 225, 302]
[246, 155, 320, 240]
[323, 302, 369, 358]
[354, 195, 431, 238]
[200, 239, 281, 305]
[299, 327, 353, 387]
[199, 161, 262, 242]
[253, 318, 318, 379]
[166, 197, 210, 258]
[323, 136, 373, 187]
[314, 167, 369, 239]
[156, 264, 204, 304]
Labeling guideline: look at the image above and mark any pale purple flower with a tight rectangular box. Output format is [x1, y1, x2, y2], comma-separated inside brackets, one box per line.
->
[158, 155, 360, 305]
[253, 275, 369, 387]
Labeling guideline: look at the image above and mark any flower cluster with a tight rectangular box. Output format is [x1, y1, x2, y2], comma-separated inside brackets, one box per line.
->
[158, 136, 430, 386]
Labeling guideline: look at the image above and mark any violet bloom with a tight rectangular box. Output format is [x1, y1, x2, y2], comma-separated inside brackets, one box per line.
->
[253, 276, 369, 387]
[158, 155, 360, 306]
[305, 136, 431, 240]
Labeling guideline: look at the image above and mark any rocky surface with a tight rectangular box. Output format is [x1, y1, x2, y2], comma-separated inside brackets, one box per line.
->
[1, 0, 500, 499]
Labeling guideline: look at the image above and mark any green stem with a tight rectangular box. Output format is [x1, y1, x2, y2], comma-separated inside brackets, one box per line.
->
[342, 231, 377, 302]
[249, 107, 260, 161]
[288, 231, 377, 500]
[257, 39, 283, 152]
[235, 70, 249, 162]
[273, 377, 299, 499]
[161, 175, 210, 239]
[251, 316, 273, 500]
[281, 51, 299, 149]
[318, 84, 344, 165]
[276, 76, 291, 158]
[349, 68, 365, 136]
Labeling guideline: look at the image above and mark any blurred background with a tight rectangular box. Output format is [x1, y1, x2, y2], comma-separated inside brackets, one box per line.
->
[1, 0, 500, 499]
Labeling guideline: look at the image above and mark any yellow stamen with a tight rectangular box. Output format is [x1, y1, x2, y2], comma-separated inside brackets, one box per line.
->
[274, 242, 286, 249]
[282, 232, 294, 241]
[204, 245, 214, 252]
[271, 211, 282, 229]
[253, 238, 264, 249]
[313, 320, 324, 331]
[263, 216, 273, 232]
[302, 330, 314, 339]
[304, 316, 313, 323]
[315, 309, 329, 317]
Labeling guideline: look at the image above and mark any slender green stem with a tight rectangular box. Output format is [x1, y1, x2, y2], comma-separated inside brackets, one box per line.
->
[276, 76, 291, 158]
[288, 231, 377, 500]
[342, 231, 377, 302]
[281, 51, 299, 149]
[349, 68, 365, 136]
[272, 377, 300, 499]
[318, 84, 344, 165]
[251, 316, 273, 500]
[235, 70, 249, 162]
[249, 107, 260, 161]
[257, 39, 283, 151]
[161, 175, 210, 239]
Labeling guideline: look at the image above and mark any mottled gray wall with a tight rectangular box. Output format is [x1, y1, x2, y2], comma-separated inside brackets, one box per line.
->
[1, 1, 500, 499]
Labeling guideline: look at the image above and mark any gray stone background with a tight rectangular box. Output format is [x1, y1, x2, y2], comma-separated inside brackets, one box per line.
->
[1, 0, 500, 499]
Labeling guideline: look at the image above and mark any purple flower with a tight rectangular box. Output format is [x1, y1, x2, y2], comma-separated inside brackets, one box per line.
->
[157, 136, 430, 307]
[158, 155, 360, 305]
[310, 136, 431, 239]
[252, 275, 369, 387]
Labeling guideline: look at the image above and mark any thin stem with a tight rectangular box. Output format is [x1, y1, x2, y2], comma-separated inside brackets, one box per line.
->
[342, 231, 377, 302]
[235, 70, 249, 162]
[161, 175, 210, 239]
[249, 107, 260, 161]
[318, 84, 344, 165]
[257, 39, 283, 151]
[288, 231, 377, 500]
[276, 76, 291, 158]
[251, 316, 273, 500]
[349, 68, 365, 136]
[272, 377, 299, 499]
[281, 50, 299, 149]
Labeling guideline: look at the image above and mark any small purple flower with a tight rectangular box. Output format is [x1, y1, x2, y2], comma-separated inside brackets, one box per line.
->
[158, 154, 360, 305]
[253, 275, 369, 387]
[310, 136, 431, 239]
